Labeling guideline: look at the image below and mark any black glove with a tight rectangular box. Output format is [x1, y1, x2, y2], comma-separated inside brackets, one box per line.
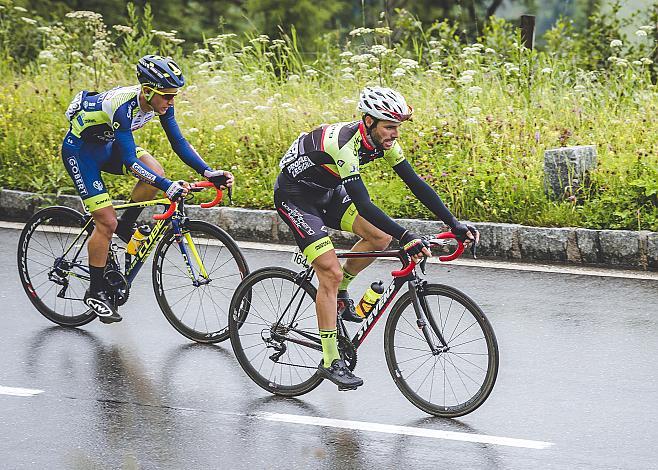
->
[451, 221, 477, 242]
[400, 231, 430, 258]
[208, 174, 228, 189]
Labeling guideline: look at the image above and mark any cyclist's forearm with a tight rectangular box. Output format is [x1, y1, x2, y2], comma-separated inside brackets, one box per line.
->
[393, 160, 458, 228]
[344, 176, 406, 240]
[160, 112, 211, 174]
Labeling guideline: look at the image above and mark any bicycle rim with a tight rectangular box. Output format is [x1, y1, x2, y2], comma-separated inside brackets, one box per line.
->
[229, 267, 323, 396]
[17, 206, 95, 326]
[385, 284, 499, 417]
[153, 220, 249, 343]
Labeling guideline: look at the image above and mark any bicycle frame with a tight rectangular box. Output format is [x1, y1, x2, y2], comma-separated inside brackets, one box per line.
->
[51, 183, 221, 295]
[273, 234, 464, 356]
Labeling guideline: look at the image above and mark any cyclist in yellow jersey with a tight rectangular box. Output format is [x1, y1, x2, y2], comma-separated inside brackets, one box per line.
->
[275, 86, 478, 389]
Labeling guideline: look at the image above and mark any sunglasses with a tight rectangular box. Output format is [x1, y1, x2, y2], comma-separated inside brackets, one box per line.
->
[144, 86, 180, 100]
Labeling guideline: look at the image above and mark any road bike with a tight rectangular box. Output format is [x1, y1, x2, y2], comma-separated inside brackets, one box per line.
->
[228, 233, 498, 418]
[17, 182, 248, 343]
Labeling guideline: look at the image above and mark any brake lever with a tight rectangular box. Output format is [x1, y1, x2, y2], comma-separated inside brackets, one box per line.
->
[420, 256, 427, 275]
[470, 242, 477, 259]
[227, 186, 233, 204]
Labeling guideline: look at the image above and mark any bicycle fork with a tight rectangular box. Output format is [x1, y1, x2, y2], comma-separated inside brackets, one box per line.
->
[408, 279, 450, 355]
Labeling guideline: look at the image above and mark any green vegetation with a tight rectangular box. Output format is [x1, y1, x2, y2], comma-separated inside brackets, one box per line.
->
[0, 1, 657, 230]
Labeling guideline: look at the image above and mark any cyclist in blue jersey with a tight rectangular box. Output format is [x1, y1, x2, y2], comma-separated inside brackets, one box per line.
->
[62, 55, 233, 323]
[275, 86, 478, 389]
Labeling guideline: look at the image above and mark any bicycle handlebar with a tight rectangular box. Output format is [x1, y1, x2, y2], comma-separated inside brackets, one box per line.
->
[153, 181, 224, 220]
[391, 232, 466, 277]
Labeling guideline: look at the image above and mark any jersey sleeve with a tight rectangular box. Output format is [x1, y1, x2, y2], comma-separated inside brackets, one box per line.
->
[159, 107, 211, 175]
[322, 123, 361, 180]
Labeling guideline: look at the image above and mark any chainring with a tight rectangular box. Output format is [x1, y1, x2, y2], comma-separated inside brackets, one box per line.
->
[338, 335, 357, 371]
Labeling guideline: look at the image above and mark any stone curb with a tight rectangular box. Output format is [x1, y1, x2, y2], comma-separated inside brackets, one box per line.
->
[1, 188, 656, 271]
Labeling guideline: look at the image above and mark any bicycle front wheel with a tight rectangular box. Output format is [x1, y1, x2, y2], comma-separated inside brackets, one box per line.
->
[152, 220, 249, 343]
[384, 283, 498, 418]
[229, 267, 323, 397]
[17, 206, 96, 326]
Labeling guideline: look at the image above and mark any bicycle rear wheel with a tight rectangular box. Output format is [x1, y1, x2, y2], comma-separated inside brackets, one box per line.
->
[17, 206, 96, 326]
[229, 267, 323, 396]
[152, 220, 249, 343]
[384, 283, 498, 417]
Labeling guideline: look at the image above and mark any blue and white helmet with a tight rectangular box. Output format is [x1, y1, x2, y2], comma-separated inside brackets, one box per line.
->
[358, 86, 412, 122]
[137, 55, 185, 89]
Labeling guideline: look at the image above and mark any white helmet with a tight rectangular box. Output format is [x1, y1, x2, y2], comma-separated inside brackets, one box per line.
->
[358, 86, 413, 122]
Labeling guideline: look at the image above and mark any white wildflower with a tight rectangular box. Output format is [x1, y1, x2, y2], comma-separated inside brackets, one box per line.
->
[13, 6, 28, 12]
[640, 25, 654, 32]
[465, 117, 478, 125]
[226, 120, 236, 126]
[188, 128, 199, 133]
[399, 58, 419, 69]
[633, 60, 643, 66]
[462, 69, 476, 76]
[288, 74, 300, 82]
[341, 73, 355, 80]
[38, 50, 56, 61]
[392, 68, 406, 78]
[485, 48, 496, 54]
[254, 105, 271, 111]
[250, 88, 263, 95]
[186, 85, 198, 92]
[457, 74, 474, 84]
[468, 106, 481, 115]
[349, 27, 373, 36]
[281, 102, 292, 108]
[468, 86, 482, 95]
[21, 17, 37, 25]
[641, 58, 653, 65]
[183, 111, 194, 117]
[635, 30, 648, 37]
[444, 88, 455, 93]
[339, 51, 354, 58]
[541, 67, 552, 74]
[610, 39, 623, 48]
[113, 25, 134, 35]
[371, 44, 388, 55]
[213, 125, 226, 132]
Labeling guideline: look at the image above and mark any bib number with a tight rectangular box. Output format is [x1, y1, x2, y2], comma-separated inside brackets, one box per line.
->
[291, 247, 309, 268]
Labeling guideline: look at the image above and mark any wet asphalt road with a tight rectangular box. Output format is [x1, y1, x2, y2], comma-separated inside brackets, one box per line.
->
[1, 225, 658, 469]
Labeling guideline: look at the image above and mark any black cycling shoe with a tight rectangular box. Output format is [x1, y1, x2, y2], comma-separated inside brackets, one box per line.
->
[337, 291, 363, 323]
[318, 359, 363, 390]
[84, 290, 122, 324]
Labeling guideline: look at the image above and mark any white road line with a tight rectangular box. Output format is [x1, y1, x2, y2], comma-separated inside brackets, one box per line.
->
[2, 220, 655, 280]
[257, 412, 554, 449]
[0, 385, 44, 397]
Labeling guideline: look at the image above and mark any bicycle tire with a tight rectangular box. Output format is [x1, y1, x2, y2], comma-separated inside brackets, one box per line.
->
[152, 220, 249, 343]
[384, 283, 498, 417]
[229, 266, 324, 396]
[17, 206, 96, 326]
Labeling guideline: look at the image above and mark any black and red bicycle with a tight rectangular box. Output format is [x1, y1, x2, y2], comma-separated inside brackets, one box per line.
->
[228, 233, 498, 418]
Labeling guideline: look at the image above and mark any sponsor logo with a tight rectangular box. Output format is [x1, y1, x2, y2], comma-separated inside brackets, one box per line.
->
[88, 195, 110, 210]
[85, 298, 112, 316]
[113, 121, 120, 130]
[350, 164, 358, 174]
[281, 201, 315, 235]
[337, 159, 345, 167]
[286, 155, 314, 178]
[67, 157, 88, 196]
[342, 195, 351, 204]
[92, 180, 104, 191]
[320, 226, 328, 232]
[314, 239, 331, 250]
[353, 137, 359, 156]
[130, 162, 157, 183]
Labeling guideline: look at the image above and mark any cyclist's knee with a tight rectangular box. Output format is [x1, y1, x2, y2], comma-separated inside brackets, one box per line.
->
[139, 153, 165, 177]
[91, 208, 118, 237]
[316, 264, 343, 288]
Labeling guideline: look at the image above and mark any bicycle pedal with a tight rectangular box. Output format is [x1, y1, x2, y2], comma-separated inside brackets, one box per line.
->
[337, 386, 358, 392]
